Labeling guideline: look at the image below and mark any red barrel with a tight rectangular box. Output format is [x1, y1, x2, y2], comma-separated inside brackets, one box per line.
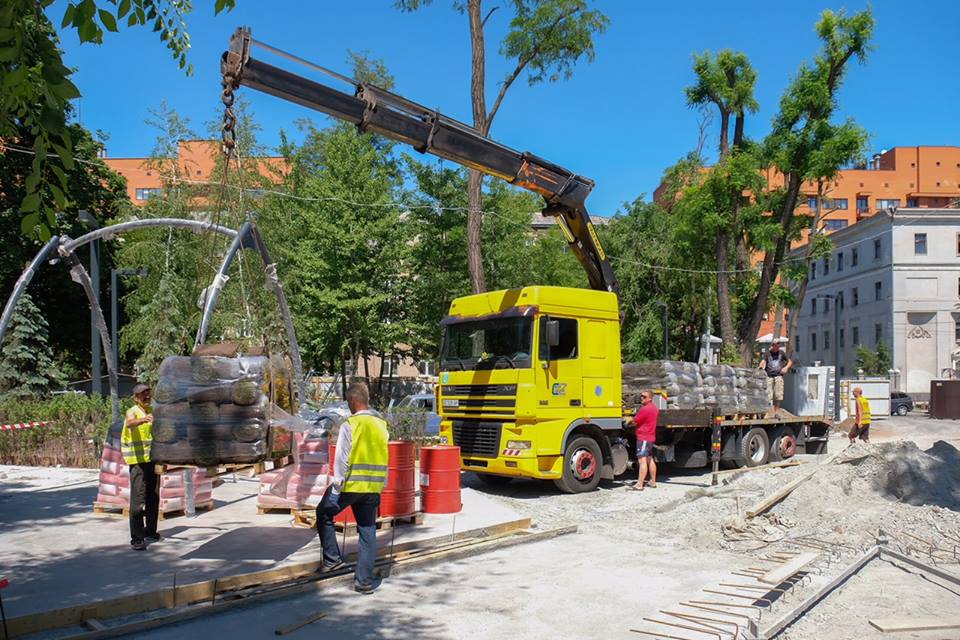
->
[419, 446, 462, 514]
[328, 444, 355, 524]
[380, 441, 416, 517]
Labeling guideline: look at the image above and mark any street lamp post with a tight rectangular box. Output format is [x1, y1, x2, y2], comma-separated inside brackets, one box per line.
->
[78, 211, 101, 395]
[111, 268, 148, 375]
[655, 301, 669, 360]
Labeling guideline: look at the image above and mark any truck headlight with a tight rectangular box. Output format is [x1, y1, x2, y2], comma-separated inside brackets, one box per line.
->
[506, 440, 532, 450]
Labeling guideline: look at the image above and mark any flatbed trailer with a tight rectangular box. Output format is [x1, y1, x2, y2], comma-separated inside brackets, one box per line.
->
[649, 408, 832, 470]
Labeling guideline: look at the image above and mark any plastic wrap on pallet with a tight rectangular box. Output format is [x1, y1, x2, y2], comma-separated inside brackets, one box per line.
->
[150, 354, 294, 466]
[622, 360, 772, 414]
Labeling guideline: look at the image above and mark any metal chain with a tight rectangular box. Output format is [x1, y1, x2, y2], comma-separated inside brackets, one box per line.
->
[221, 71, 237, 159]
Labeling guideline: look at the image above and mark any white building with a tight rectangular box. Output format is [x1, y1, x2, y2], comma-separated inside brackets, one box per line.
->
[792, 208, 960, 397]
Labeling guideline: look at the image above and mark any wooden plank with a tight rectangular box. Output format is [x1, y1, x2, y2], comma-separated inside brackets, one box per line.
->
[83, 619, 107, 631]
[745, 468, 820, 518]
[758, 553, 818, 585]
[6, 516, 533, 638]
[274, 611, 327, 635]
[58, 524, 577, 640]
[868, 617, 960, 633]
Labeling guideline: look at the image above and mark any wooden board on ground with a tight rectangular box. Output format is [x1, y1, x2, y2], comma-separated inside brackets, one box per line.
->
[292, 510, 424, 533]
[745, 468, 820, 518]
[758, 552, 818, 585]
[257, 505, 296, 516]
[868, 617, 960, 633]
[93, 501, 213, 520]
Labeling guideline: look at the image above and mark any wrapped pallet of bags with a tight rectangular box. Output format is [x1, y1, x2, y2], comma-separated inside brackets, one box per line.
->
[95, 437, 131, 507]
[623, 361, 704, 409]
[150, 349, 294, 466]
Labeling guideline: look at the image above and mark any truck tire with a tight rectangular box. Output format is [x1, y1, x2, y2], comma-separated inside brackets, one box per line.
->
[738, 427, 770, 467]
[475, 473, 513, 487]
[554, 436, 603, 494]
[768, 426, 797, 462]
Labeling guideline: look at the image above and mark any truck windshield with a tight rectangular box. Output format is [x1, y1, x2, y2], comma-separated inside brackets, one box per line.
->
[442, 317, 533, 370]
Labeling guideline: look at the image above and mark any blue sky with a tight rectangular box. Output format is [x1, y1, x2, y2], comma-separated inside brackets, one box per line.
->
[55, 1, 960, 216]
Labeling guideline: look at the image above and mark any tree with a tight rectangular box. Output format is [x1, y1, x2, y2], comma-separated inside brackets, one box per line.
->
[0, 293, 65, 399]
[855, 342, 891, 377]
[396, 0, 608, 294]
[1, 0, 235, 240]
[134, 272, 188, 385]
[737, 9, 873, 364]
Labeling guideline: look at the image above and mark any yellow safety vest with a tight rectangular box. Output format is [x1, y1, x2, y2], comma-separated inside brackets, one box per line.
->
[343, 413, 389, 494]
[122, 404, 153, 465]
[857, 396, 871, 425]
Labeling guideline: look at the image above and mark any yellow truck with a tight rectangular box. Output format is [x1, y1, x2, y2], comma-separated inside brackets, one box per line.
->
[221, 29, 831, 492]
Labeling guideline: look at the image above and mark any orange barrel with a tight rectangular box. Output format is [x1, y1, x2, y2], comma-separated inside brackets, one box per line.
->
[380, 441, 416, 517]
[419, 446, 462, 514]
[328, 444, 355, 524]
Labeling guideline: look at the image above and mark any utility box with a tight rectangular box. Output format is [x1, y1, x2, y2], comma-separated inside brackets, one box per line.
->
[783, 366, 835, 417]
[930, 380, 960, 419]
[839, 378, 890, 420]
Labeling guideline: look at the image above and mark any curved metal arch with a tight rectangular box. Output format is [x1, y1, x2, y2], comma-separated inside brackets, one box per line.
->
[61, 218, 238, 253]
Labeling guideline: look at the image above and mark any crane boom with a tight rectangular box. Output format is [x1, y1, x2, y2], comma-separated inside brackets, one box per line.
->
[221, 27, 619, 295]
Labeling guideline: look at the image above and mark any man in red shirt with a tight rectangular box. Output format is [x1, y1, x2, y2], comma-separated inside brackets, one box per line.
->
[631, 390, 659, 490]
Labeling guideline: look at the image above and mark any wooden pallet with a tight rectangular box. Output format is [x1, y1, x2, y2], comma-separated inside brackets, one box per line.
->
[257, 504, 297, 515]
[292, 510, 423, 532]
[92, 500, 214, 520]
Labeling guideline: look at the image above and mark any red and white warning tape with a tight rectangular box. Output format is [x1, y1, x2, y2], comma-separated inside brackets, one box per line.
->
[0, 420, 52, 431]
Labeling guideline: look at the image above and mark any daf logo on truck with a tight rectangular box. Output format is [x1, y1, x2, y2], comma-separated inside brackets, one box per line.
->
[552, 383, 567, 396]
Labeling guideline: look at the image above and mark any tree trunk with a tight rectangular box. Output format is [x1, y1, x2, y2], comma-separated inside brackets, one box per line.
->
[718, 111, 730, 157]
[715, 231, 737, 357]
[466, 0, 488, 294]
[732, 111, 745, 149]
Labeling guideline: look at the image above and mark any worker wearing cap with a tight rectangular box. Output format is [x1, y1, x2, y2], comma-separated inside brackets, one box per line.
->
[316, 382, 389, 594]
[123, 383, 159, 551]
[850, 387, 871, 445]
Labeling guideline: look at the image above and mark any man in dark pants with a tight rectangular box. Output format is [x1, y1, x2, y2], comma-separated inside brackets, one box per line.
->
[123, 384, 159, 551]
[316, 383, 390, 594]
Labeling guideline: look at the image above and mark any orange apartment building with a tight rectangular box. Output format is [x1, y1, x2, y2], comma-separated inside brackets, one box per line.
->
[103, 140, 286, 205]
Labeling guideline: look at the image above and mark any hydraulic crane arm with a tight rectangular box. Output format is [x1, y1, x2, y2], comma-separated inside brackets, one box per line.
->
[221, 28, 619, 295]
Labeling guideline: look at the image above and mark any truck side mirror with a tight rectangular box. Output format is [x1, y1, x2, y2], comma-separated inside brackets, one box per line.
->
[545, 320, 560, 348]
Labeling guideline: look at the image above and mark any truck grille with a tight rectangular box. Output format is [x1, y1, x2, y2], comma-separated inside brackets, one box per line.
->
[443, 384, 517, 396]
[452, 420, 502, 458]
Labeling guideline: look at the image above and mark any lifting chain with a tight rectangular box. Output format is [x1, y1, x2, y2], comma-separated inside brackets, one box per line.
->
[221, 70, 237, 160]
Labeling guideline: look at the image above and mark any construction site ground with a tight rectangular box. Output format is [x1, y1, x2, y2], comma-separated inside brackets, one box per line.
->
[1, 412, 959, 639]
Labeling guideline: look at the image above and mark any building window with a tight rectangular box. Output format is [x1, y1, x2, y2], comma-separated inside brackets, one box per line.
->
[875, 323, 883, 345]
[877, 198, 900, 210]
[810, 262, 816, 280]
[837, 253, 845, 271]
[874, 238, 882, 260]
[811, 332, 817, 351]
[838, 291, 844, 309]
[823, 258, 830, 275]
[852, 287, 859, 306]
[825, 198, 849, 210]
[811, 298, 817, 315]
[416, 360, 435, 377]
[956, 233, 960, 256]
[840, 366, 846, 376]
[840, 328, 845, 348]
[807, 197, 818, 210]
[795, 335, 800, 352]
[824, 330, 830, 350]
[856, 196, 869, 212]
[823, 219, 849, 231]
[956, 318, 960, 344]
[852, 247, 859, 266]
[852, 326, 860, 345]
[135, 188, 162, 200]
[875, 281, 882, 301]
[906, 198, 918, 207]
[914, 233, 928, 255]
[824, 297, 830, 314]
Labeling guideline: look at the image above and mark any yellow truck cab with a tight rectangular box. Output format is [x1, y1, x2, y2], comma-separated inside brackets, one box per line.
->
[437, 286, 630, 493]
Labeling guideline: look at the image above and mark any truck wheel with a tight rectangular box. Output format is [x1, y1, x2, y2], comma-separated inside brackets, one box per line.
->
[739, 428, 770, 467]
[554, 436, 602, 494]
[768, 426, 797, 462]
[475, 473, 512, 487]
[896, 404, 908, 416]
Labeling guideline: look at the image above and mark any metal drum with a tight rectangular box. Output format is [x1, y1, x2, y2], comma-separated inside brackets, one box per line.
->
[419, 445, 462, 514]
[327, 443, 355, 524]
[380, 441, 416, 517]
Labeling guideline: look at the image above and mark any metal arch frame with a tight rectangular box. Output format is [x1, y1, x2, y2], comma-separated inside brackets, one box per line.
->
[0, 217, 305, 422]
[194, 221, 306, 403]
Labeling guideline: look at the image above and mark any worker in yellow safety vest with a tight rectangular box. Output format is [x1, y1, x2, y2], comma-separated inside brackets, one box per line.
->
[316, 382, 389, 594]
[123, 383, 159, 551]
[850, 387, 872, 445]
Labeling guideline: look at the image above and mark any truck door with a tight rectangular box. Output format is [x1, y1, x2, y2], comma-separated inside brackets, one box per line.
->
[536, 316, 583, 416]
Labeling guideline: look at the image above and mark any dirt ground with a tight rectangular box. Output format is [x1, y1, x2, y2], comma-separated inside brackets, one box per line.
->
[2, 413, 959, 639]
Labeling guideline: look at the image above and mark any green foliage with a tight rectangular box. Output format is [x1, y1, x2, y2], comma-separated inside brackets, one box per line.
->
[134, 272, 188, 385]
[0, 293, 65, 399]
[1, 0, 233, 240]
[0, 392, 119, 466]
[855, 342, 891, 376]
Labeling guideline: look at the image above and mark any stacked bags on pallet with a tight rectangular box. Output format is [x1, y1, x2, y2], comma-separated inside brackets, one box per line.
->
[257, 432, 332, 510]
[622, 361, 772, 414]
[151, 351, 294, 466]
[95, 437, 215, 514]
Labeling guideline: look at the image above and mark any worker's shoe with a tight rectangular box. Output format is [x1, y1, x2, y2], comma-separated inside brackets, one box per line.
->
[145, 533, 162, 542]
[354, 581, 378, 595]
[131, 541, 147, 551]
[319, 560, 345, 573]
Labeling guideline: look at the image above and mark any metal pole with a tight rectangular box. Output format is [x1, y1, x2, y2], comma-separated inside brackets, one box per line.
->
[833, 294, 841, 422]
[662, 303, 669, 360]
[91, 238, 101, 396]
[111, 268, 119, 378]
